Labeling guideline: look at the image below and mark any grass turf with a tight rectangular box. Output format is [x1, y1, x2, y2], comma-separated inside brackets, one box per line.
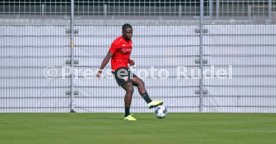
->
[0, 113, 275, 144]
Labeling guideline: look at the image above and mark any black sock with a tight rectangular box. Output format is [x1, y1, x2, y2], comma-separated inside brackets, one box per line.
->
[141, 93, 152, 104]
[125, 107, 130, 117]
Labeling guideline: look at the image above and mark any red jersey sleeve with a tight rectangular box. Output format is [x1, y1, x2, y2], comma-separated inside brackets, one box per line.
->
[109, 40, 120, 54]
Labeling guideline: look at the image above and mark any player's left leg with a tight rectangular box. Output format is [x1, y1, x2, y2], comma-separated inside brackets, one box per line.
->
[131, 75, 163, 108]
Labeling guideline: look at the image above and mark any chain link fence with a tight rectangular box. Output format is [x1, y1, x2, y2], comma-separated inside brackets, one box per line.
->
[0, 0, 276, 112]
[1, 0, 275, 20]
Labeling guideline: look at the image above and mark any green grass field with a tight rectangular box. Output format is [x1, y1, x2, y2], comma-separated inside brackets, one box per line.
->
[0, 113, 275, 144]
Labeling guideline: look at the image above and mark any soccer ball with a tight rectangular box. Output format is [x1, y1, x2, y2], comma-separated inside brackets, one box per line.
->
[154, 105, 167, 119]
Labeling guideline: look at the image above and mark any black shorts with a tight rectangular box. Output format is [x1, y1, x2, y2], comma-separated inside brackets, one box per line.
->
[112, 67, 137, 86]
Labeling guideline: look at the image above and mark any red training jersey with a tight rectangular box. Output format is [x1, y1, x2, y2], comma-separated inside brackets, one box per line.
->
[109, 36, 132, 71]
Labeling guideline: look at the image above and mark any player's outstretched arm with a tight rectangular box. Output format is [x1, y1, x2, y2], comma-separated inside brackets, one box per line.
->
[96, 51, 113, 78]
[128, 59, 135, 66]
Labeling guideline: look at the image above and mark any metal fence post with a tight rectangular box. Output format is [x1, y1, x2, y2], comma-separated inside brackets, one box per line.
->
[209, 0, 213, 18]
[216, 0, 220, 19]
[70, 0, 75, 113]
[41, 4, 45, 18]
[268, 0, 272, 22]
[248, 5, 252, 20]
[104, 4, 107, 18]
[178, 4, 182, 18]
[199, 0, 204, 112]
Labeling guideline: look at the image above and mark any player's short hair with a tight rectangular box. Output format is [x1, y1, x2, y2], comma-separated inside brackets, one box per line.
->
[122, 23, 132, 32]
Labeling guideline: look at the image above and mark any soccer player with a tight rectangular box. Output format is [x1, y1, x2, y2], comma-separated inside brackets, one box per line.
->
[96, 23, 163, 121]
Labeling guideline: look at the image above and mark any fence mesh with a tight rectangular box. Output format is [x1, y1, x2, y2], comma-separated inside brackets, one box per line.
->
[0, 0, 276, 112]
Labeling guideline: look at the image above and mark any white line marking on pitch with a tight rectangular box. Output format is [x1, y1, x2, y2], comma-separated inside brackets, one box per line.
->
[228, 130, 276, 133]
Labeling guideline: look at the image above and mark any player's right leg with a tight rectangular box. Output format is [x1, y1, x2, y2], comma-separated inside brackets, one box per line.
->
[121, 82, 136, 121]
[113, 67, 136, 121]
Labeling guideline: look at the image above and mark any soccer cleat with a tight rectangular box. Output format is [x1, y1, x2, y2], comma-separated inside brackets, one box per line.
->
[124, 114, 137, 121]
[148, 100, 163, 109]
